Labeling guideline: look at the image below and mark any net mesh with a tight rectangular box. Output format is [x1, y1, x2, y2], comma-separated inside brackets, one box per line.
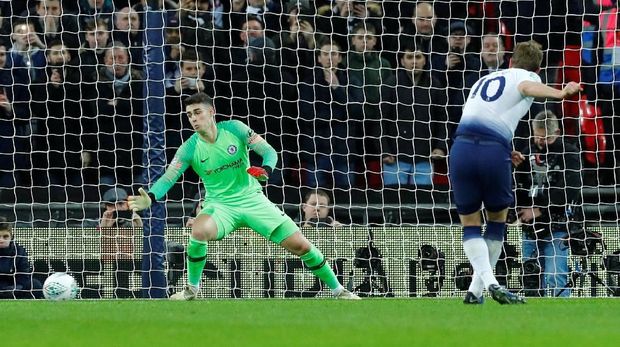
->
[0, 0, 618, 298]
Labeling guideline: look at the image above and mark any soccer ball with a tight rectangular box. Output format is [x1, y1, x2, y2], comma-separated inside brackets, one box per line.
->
[43, 273, 79, 300]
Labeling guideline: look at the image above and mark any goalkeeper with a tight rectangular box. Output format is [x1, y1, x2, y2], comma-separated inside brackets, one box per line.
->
[129, 92, 359, 300]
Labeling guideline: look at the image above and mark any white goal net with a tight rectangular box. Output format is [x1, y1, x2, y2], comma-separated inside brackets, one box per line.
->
[0, 0, 618, 299]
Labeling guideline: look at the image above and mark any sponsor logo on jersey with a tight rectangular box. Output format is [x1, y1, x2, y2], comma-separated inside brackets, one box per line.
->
[227, 145, 237, 155]
[204, 158, 243, 175]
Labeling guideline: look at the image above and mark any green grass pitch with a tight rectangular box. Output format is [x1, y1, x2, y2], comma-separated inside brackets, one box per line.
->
[4, 299, 620, 347]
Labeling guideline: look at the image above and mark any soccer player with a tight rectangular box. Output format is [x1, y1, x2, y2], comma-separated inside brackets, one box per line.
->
[128, 92, 360, 300]
[449, 41, 581, 305]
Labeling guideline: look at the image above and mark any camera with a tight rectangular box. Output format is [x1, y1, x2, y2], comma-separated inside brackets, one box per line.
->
[305, 217, 332, 228]
[454, 262, 473, 291]
[418, 244, 445, 271]
[418, 245, 445, 296]
[352, 242, 393, 297]
[568, 228, 604, 256]
[521, 259, 543, 297]
[354, 243, 382, 269]
[114, 210, 133, 221]
[186, 77, 198, 89]
[603, 251, 620, 272]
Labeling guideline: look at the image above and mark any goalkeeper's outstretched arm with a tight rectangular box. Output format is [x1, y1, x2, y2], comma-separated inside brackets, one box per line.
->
[128, 153, 191, 212]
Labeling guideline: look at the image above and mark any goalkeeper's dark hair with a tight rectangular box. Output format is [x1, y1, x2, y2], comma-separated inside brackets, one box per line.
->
[0, 216, 13, 235]
[511, 40, 543, 72]
[184, 92, 213, 108]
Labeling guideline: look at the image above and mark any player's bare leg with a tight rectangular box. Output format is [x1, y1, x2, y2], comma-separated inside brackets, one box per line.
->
[280, 231, 360, 299]
[170, 214, 218, 300]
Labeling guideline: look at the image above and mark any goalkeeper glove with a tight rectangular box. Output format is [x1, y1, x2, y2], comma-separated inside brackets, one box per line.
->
[247, 166, 271, 181]
[128, 187, 153, 212]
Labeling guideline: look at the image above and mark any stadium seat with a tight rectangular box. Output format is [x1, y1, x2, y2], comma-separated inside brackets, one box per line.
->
[577, 97, 607, 165]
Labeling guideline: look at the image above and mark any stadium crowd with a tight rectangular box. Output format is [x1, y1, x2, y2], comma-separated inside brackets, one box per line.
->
[0, 0, 617, 205]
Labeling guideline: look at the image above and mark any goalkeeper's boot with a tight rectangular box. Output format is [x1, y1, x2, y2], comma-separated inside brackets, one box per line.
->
[488, 284, 526, 305]
[463, 291, 484, 304]
[170, 285, 198, 301]
[335, 289, 361, 300]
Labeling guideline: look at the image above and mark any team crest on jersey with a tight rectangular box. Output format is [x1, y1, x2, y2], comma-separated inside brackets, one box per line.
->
[227, 145, 237, 155]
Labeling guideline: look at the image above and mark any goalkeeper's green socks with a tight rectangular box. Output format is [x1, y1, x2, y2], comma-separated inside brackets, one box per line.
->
[300, 245, 343, 294]
[187, 237, 208, 288]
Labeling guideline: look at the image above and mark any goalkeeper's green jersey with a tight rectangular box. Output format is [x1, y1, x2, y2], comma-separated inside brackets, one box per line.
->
[149, 120, 277, 202]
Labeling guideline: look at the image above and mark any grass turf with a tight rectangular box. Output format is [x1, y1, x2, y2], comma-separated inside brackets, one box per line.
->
[3, 299, 620, 347]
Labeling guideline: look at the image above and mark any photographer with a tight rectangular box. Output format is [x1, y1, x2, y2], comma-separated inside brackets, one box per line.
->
[298, 189, 341, 228]
[99, 187, 142, 228]
[514, 111, 582, 297]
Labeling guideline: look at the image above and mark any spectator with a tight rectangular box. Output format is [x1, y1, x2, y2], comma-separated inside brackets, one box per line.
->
[66, 18, 111, 100]
[94, 44, 144, 187]
[213, 15, 264, 116]
[380, 45, 448, 187]
[298, 189, 342, 228]
[0, 39, 32, 191]
[98, 187, 142, 228]
[112, 6, 143, 69]
[234, 35, 297, 185]
[31, 40, 85, 190]
[163, 26, 182, 76]
[431, 20, 480, 139]
[1, 30, 36, 191]
[0, 1, 28, 41]
[227, 15, 264, 66]
[78, 0, 115, 29]
[315, 0, 383, 52]
[347, 22, 394, 186]
[21, 0, 80, 50]
[514, 111, 582, 297]
[480, 33, 509, 77]
[0, 217, 43, 299]
[399, 2, 448, 59]
[9, 20, 47, 82]
[165, 51, 212, 161]
[168, 0, 225, 63]
[298, 39, 363, 189]
[195, 0, 226, 30]
[230, 0, 282, 39]
[164, 50, 213, 197]
[167, 51, 211, 96]
[279, 4, 318, 83]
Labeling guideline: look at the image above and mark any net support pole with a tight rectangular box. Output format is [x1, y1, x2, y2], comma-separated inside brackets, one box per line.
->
[141, 2, 167, 298]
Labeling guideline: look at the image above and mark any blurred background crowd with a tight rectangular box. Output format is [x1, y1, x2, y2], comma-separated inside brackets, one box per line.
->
[0, 0, 617, 206]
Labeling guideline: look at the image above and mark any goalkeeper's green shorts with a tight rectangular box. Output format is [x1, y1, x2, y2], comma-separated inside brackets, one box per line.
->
[199, 193, 299, 244]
